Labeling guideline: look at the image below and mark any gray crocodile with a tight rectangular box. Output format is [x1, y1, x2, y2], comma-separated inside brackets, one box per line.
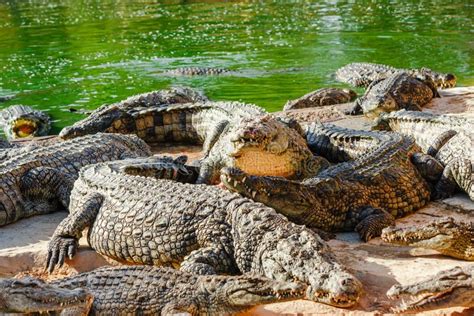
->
[163, 67, 233, 76]
[0, 266, 305, 315]
[222, 123, 431, 241]
[373, 110, 474, 200]
[283, 88, 357, 111]
[0, 104, 51, 140]
[387, 265, 474, 313]
[60, 90, 323, 184]
[381, 217, 474, 261]
[46, 156, 362, 307]
[347, 72, 439, 116]
[335, 62, 456, 89]
[0, 133, 150, 227]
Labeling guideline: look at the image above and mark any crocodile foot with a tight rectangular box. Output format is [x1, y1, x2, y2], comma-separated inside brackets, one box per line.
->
[46, 236, 79, 273]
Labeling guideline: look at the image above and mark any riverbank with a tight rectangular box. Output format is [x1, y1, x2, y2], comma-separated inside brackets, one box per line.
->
[1, 86, 473, 315]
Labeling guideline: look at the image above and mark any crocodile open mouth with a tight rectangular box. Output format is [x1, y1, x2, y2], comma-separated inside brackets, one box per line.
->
[390, 288, 455, 313]
[12, 119, 38, 138]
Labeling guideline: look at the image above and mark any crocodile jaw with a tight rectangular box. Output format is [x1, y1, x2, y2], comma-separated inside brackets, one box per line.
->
[11, 118, 38, 138]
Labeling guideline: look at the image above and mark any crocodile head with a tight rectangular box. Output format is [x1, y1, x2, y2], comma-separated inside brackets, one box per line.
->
[221, 168, 362, 307]
[60, 104, 130, 139]
[199, 274, 306, 314]
[0, 277, 91, 313]
[221, 167, 328, 220]
[358, 94, 399, 118]
[228, 115, 323, 179]
[417, 68, 457, 89]
[4, 106, 50, 139]
[387, 266, 474, 313]
[381, 217, 473, 260]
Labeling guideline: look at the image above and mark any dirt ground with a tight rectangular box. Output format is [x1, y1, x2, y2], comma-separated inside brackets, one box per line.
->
[1, 86, 473, 315]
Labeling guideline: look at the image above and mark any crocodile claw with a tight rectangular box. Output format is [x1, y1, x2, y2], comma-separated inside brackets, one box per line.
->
[46, 236, 78, 273]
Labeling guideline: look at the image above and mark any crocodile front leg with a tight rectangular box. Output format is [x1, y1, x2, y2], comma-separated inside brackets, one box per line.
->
[20, 167, 76, 215]
[411, 152, 444, 182]
[181, 246, 237, 275]
[351, 207, 395, 241]
[427, 130, 457, 156]
[47, 193, 104, 273]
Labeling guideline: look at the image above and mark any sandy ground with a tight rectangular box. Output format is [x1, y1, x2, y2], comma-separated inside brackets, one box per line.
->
[1, 86, 473, 315]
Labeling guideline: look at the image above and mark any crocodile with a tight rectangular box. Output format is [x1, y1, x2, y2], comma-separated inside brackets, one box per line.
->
[373, 110, 474, 200]
[46, 156, 362, 307]
[163, 67, 233, 76]
[222, 123, 431, 241]
[381, 217, 474, 261]
[335, 62, 457, 89]
[0, 276, 91, 314]
[0, 104, 51, 139]
[387, 265, 474, 313]
[0, 133, 151, 227]
[347, 72, 440, 116]
[1, 266, 305, 315]
[59, 92, 323, 184]
[283, 88, 357, 111]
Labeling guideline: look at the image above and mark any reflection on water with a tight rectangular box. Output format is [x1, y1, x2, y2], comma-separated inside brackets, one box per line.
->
[0, 1, 472, 132]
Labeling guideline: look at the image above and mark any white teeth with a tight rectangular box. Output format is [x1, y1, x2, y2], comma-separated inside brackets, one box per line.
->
[233, 180, 238, 187]
[242, 177, 247, 182]
[252, 191, 257, 198]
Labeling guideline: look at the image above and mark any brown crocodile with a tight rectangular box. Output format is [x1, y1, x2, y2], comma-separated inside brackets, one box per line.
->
[59, 89, 324, 184]
[283, 88, 357, 111]
[347, 72, 439, 116]
[0, 133, 151, 227]
[46, 156, 362, 307]
[381, 217, 474, 261]
[373, 110, 474, 200]
[335, 62, 456, 89]
[387, 265, 474, 313]
[0, 266, 305, 315]
[222, 123, 431, 241]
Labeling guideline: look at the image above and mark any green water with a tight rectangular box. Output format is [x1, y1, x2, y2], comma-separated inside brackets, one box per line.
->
[0, 1, 472, 133]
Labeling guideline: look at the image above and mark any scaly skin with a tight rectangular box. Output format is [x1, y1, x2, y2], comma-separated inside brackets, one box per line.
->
[0, 104, 51, 139]
[0, 277, 91, 314]
[335, 62, 456, 89]
[283, 88, 357, 111]
[373, 110, 474, 200]
[348, 72, 439, 116]
[381, 217, 474, 261]
[222, 123, 431, 241]
[60, 90, 323, 184]
[0, 133, 151, 227]
[1, 266, 305, 315]
[47, 156, 362, 307]
[387, 265, 474, 313]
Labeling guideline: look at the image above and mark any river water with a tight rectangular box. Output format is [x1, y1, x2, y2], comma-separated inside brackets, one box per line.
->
[0, 1, 472, 132]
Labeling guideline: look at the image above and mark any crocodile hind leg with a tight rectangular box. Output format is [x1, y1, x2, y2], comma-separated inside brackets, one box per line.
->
[353, 207, 395, 241]
[411, 152, 444, 182]
[20, 167, 76, 215]
[47, 193, 104, 273]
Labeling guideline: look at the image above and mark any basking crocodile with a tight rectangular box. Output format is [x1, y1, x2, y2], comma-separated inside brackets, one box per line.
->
[283, 88, 357, 111]
[381, 217, 474, 261]
[347, 72, 439, 116]
[222, 123, 431, 241]
[47, 156, 362, 307]
[373, 110, 474, 200]
[0, 133, 151, 227]
[335, 62, 456, 89]
[0, 104, 51, 139]
[387, 265, 474, 313]
[1, 266, 305, 315]
[60, 92, 323, 184]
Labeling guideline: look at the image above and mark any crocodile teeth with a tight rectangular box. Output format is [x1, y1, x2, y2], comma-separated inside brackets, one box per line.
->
[252, 191, 257, 198]
[233, 180, 239, 187]
[242, 176, 247, 182]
